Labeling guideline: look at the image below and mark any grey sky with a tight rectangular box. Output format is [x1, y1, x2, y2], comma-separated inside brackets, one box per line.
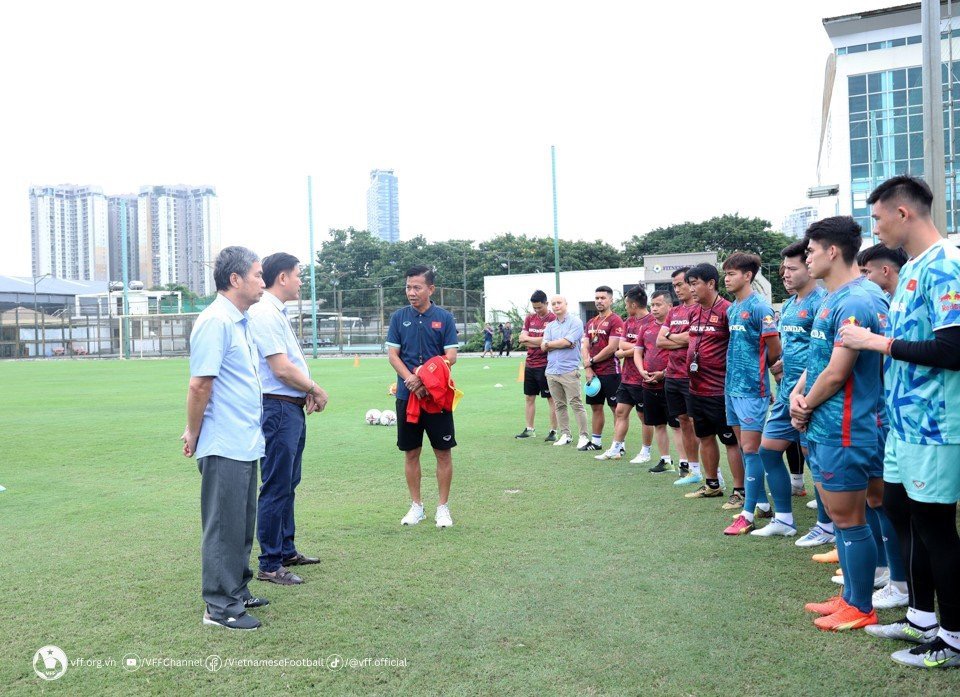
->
[0, 1, 889, 276]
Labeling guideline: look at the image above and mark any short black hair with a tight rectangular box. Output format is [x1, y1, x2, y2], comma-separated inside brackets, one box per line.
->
[213, 246, 258, 291]
[781, 239, 808, 260]
[624, 285, 647, 308]
[406, 265, 435, 285]
[857, 243, 908, 270]
[530, 289, 548, 303]
[261, 252, 300, 288]
[651, 289, 673, 304]
[722, 251, 762, 281]
[685, 263, 720, 289]
[804, 216, 862, 265]
[595, 285, 613, 296]
[866, 174, 933, 214]
[670, 266, 690, 280]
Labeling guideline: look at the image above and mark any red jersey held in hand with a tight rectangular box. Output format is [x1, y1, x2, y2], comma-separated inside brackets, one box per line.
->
[621, 313, 652, 385]
[664, 302, 696, 379]
[585, 312, 626, 376]
[522, 310, 556, 369]
[686, 296, 731, 397]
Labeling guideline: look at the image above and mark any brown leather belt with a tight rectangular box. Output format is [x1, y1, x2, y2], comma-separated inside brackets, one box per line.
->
[263, 394, 306, 407]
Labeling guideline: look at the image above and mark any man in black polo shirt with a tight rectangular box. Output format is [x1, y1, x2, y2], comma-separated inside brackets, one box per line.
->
[385, 266, 460, 529]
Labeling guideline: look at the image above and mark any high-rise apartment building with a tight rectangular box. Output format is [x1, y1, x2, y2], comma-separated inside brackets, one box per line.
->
[107, 195, 139, 283]
[137, 185, 220, 295]
[781, 205, 820, 238]
[366, 169, 400, 243]
[30, 185, 109, 281]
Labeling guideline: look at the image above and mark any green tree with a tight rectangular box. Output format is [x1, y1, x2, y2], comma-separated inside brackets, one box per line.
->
[622, 214, 795, 302]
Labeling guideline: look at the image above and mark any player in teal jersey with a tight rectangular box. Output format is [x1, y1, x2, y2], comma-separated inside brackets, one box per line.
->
[839, 176, 960, 668]
[791, 216, 882, 632]
[756, 240, 828, 540]
[721, 252, 781, 535]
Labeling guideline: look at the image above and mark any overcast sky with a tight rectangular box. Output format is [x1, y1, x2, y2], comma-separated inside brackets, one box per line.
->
[0, 0, 893, 276]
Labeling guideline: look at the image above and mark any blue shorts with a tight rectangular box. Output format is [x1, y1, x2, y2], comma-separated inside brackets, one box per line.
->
[807, 440, 874, 491]
[869, 429, 886, 480]
[884, 432, 960, 504]
[761, 400, 807, 448]
[724, 395, 769, 433]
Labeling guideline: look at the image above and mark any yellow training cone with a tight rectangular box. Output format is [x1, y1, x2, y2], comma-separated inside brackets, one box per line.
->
[353, 354, 360, 367]
[516, 359, 525, 382]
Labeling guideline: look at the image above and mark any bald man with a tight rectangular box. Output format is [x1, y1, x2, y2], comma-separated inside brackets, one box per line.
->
[541, 296, 589, 447]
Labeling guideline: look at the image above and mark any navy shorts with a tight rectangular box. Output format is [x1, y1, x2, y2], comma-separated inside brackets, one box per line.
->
[586, 373, 620, 407]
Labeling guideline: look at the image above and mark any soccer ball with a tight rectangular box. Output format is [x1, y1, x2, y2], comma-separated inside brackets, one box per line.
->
[379, 409, 397, 426]
[365, 409, 382, 425]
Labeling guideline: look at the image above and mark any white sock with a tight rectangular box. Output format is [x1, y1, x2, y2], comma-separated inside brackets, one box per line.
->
[741, 510, 754, 523]
[689, 461, 701, 474]
[756, 502, 771, 512]
[611, 441, 624, 452]
[592, 434, 602, 445]
[661, 455, 672, 463]
[775, 512, 794, 526]
[938, 628, 960, 651]
[820, 521, 834, 533]
[526, 425, 535, 431]
[875, 565, 889, 578]
[790, 474, 804, 487]
[907, 607, 938, 628]
[640, 444, 650, 454]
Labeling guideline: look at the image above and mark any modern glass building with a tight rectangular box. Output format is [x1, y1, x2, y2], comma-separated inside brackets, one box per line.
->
[367, 169, 400, 243]
[823, 3, 960, 238]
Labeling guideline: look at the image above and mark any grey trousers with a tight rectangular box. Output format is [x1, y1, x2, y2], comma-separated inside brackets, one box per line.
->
[198, 455, 258, 619]
[546, 370, 589, 438]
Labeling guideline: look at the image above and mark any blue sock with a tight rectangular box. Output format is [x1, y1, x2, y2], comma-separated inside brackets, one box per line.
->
[839, 524, 878, 613]
[758, 446, 792, 515]
[865, 506, 888, 567]
[877, 507, 906, 583]
[835, 527, 851, 603]
[742, 451, 768, 514]
[815, 487, 832, 526]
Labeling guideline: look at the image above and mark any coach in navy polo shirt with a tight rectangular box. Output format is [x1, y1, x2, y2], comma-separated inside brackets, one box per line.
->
[385, 265, 459, 529]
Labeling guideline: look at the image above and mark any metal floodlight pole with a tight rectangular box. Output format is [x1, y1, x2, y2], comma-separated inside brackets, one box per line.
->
[307, 175, 318, 358]
[922, 0, 948, 235]
[551, 145, 561, 293]
[120, 199, 131, 359]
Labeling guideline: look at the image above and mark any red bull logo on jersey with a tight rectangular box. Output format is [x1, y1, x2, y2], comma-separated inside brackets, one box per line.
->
[762, 315, 776, 329]
[840, 316, 861, 327]
[877, 313, 888, 330]
[940, 290, 960, 311]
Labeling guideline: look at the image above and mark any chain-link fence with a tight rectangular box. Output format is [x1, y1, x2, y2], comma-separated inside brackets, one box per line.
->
[0, 287, 482, 359]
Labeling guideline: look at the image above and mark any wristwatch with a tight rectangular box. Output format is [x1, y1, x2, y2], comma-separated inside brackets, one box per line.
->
[665, 331, 672, 339]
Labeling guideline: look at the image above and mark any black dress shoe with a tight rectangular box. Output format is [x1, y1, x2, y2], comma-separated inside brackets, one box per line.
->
[282, 552, 320, 566]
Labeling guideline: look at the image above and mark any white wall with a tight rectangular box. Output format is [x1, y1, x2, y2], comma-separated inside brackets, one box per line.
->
[483, 267, 645, 323]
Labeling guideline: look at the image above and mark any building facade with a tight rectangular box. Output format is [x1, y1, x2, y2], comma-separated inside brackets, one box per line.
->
[822, 3, 960, 237]
[137, 185, 220, 295]
[782, 205, 820, 238]
[366, 169, 400, 243]
[107, 195, 139, 283]
[30, 185, 109, 281]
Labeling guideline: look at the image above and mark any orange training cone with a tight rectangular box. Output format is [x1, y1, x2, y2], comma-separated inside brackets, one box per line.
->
[516, 359, 525, 382]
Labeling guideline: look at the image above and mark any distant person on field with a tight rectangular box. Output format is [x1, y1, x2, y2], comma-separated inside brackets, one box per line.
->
[386, 266, 459, 529]
[542, 295, 589, 447]
[181, 246, 266, 631]
[482, 323, 494, 357]
[248, 252, 329, 588]
[516, 290, 559, 441]
[499, 322, 513, 356]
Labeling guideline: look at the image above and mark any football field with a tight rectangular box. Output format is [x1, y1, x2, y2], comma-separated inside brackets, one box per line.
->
[0, 357, 956, 695]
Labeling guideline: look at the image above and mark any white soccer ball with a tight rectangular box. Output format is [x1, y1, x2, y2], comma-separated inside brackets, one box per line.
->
[379, 409, 397, 426]
[365, 409, 382, 425]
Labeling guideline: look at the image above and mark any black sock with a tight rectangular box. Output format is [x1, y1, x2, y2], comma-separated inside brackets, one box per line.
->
[734, 487, 745, 496]
[706, 478, 720, 489]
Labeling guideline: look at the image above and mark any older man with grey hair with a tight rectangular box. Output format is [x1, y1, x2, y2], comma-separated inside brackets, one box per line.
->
[541, 295, 589, 447]
[182, 245, 267, 631]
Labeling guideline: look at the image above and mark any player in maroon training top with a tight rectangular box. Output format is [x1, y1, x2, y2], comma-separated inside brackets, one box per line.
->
[657, 267, 698, 478]
[682, 263, 745, 501]
[594, 286, 650, 461]
[639, 289, 679, 472]
[581, 285, 626, 451]
[516, 290, 559, 441]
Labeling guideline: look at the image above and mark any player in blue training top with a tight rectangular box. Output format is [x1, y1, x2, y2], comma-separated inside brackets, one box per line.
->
[756, 240, 828, 541]
[840, 175, 960, 669]
[720, 252, 781, 535]
[790, 216, 882, 633]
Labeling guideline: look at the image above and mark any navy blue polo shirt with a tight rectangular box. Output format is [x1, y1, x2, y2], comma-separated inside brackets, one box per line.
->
[386, 302, 459, 400]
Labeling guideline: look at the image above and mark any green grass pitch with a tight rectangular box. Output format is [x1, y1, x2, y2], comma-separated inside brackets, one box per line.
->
[0, 357, 956, 695]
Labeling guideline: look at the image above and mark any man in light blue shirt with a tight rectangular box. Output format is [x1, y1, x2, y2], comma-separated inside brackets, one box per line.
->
[541, 295, 588, 447]
[182, 246, 266, 631]
[248, 253, 329, 587]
